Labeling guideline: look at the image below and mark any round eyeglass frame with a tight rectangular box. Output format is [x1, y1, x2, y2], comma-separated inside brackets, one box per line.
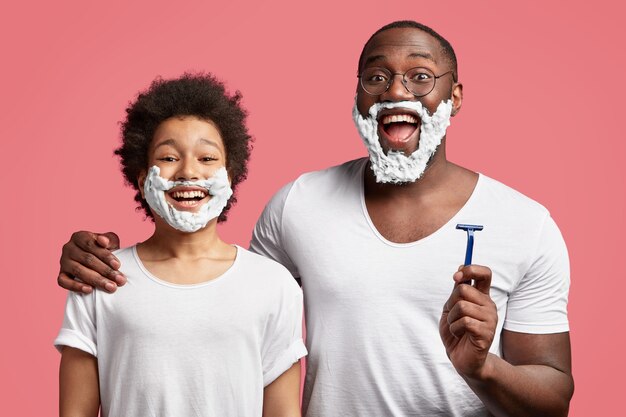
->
[358, 67, 455, 98]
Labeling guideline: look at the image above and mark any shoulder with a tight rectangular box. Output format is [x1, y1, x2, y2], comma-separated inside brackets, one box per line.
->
[257, 157, 366, 226]
[468, 175, 567, 266]
[477, 174, 550, 220]
[235, 247, 300, 289]
[112, 246, 136, 260]
[267, 158, 366, 202]
[112, 246, 140, 275]
[267, 158, 367, 213]
[291, 157, 367, 190]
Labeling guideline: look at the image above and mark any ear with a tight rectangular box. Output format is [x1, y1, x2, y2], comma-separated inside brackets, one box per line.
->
[137, 170, 147, 199]
[450, 82, 463, 117]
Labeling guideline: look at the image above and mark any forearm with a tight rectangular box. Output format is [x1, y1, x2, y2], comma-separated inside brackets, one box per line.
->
[59, 347, 100, 417]
[263, 362, 302, 417]
[464, 353, 574, 417]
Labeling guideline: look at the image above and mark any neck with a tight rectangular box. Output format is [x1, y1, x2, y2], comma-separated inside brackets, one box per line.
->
[140, 218, 228, 259]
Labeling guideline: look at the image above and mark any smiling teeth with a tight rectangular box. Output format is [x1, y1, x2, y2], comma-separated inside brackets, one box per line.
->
[170, 190, 207, 199]
[382, 114, 418, 124]
[179, 200, 199, 206]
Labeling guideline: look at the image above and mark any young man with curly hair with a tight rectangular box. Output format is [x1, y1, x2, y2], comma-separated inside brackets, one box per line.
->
[55, 73, 306, 417]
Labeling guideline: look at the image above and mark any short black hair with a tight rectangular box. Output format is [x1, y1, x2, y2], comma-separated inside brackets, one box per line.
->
[114, 73, 253, 222]
[358, 20, 458, 81]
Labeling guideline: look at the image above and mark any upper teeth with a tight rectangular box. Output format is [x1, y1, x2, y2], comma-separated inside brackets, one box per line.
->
[171, 190, 207, 198]
[382, 114, 418, 124]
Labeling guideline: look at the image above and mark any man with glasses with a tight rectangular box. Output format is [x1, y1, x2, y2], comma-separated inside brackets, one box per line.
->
[57, 21, 573, 416]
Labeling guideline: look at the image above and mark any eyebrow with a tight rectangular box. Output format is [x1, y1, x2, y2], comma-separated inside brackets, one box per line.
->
[363, 51, 436, 67]
[153, 138, 221, 150]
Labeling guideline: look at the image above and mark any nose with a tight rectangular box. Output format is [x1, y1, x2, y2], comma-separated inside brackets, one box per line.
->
[175, 158, 200, 181]
[381, 73, 414, 102]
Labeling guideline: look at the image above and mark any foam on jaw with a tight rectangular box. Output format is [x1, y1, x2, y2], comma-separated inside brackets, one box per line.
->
[143, 165, 233, 233]
[353, 99, 453, 183]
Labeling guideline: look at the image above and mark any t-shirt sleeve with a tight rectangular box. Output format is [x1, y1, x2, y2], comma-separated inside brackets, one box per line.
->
[261, 279, 307, 386]
[54, 291, 98, 356]
[503, 215, 570, 334]
[249, 181, 299, 278]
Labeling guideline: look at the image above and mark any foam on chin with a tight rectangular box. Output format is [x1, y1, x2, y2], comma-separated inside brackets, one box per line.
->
[352, 99, 453, 184]
[144, 165, 233, 233]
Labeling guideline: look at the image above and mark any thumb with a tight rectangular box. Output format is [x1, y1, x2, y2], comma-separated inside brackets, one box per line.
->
[96, 232, 121, 250]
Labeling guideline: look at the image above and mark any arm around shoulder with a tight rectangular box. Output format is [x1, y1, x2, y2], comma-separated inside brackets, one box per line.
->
[58, 231, 125, 294]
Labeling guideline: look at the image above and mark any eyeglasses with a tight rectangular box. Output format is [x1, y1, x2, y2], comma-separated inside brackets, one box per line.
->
[358, 67, 455, 97]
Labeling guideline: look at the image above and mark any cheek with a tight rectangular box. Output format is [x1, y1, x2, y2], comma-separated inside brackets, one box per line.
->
[420, 96, 448, 115]
[153, 163, 176, 179]
[356, 90, 374, 118]
[424, 86, 454, 111]
[209, 165, 229, 181]
[422, 101, 439, 115]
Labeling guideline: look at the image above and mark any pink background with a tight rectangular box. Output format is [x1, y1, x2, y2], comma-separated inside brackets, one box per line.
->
[1, 1, 624, 415]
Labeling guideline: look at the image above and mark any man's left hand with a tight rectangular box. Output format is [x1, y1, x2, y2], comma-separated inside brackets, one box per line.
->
[439, 265, 498, 380]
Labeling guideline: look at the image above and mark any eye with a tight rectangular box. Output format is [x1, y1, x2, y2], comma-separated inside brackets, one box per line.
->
[158, 156, 177, 162]
[368, 74, 388, 83]
[410, 72, 431, 82]
[200, 156, 219, 163]
[362, 68, 390, 85]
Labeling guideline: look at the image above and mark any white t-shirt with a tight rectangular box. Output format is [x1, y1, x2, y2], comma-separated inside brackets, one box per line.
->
[55, 245, 307, 417]
[250, 158, 570, 417]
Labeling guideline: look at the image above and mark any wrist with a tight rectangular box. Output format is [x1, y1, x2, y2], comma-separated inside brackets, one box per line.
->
[461, 353, 498, 384]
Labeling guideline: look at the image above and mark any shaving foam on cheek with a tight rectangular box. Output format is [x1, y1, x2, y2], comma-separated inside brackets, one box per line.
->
[144, 166, 233, 233]
[352, 99, 453, 183]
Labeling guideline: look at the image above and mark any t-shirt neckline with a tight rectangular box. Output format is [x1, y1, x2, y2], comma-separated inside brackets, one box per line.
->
[131, 244, 241, 289]
[358, 158, 484, 248]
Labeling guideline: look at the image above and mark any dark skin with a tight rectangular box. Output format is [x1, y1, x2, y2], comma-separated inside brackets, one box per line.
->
[358, 28, 573, 416]
[59, 27, 573, 416]
[58, 231, 125, 294]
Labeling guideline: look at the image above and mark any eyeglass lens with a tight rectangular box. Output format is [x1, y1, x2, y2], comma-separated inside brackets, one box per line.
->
[360, 67, 436, 97]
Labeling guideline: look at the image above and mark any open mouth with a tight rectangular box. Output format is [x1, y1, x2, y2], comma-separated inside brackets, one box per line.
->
[165, 186, 209, 210]
[378, 110, 421, 148]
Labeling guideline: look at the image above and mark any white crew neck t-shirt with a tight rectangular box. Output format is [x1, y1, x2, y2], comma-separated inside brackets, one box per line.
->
[251, 158, 570, 417]
[55, 245, 307, 417]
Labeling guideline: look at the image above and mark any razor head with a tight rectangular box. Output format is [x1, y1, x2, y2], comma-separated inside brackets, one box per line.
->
[456, 223, 484, 267]
[456, 224, 484, 232]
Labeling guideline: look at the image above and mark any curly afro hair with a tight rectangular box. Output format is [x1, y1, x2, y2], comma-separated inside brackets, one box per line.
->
[114, 73, 253, 222]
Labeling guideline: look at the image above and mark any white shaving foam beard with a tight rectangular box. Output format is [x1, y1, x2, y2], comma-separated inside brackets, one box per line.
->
[352, 99, 453, 183]
[143, 165, 233, 233]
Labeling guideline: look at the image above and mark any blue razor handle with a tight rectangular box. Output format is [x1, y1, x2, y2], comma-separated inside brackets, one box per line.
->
[456, 224, 484, 266]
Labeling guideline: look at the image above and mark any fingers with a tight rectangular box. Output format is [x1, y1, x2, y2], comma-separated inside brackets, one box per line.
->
[57, 272, 93, 294]
[445, 280, 492, 313]
[443, 281, 497, 342]
[59, 231, 126, 292]
[96, 232, 121, 251]
[72, 231, 121, 270]
[446, 299, 493, 325]
[61, 256, 123, 291]
[446, 300, 497, 339]
[448, 316, 494, 348]
[454, 265, 492, 294]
